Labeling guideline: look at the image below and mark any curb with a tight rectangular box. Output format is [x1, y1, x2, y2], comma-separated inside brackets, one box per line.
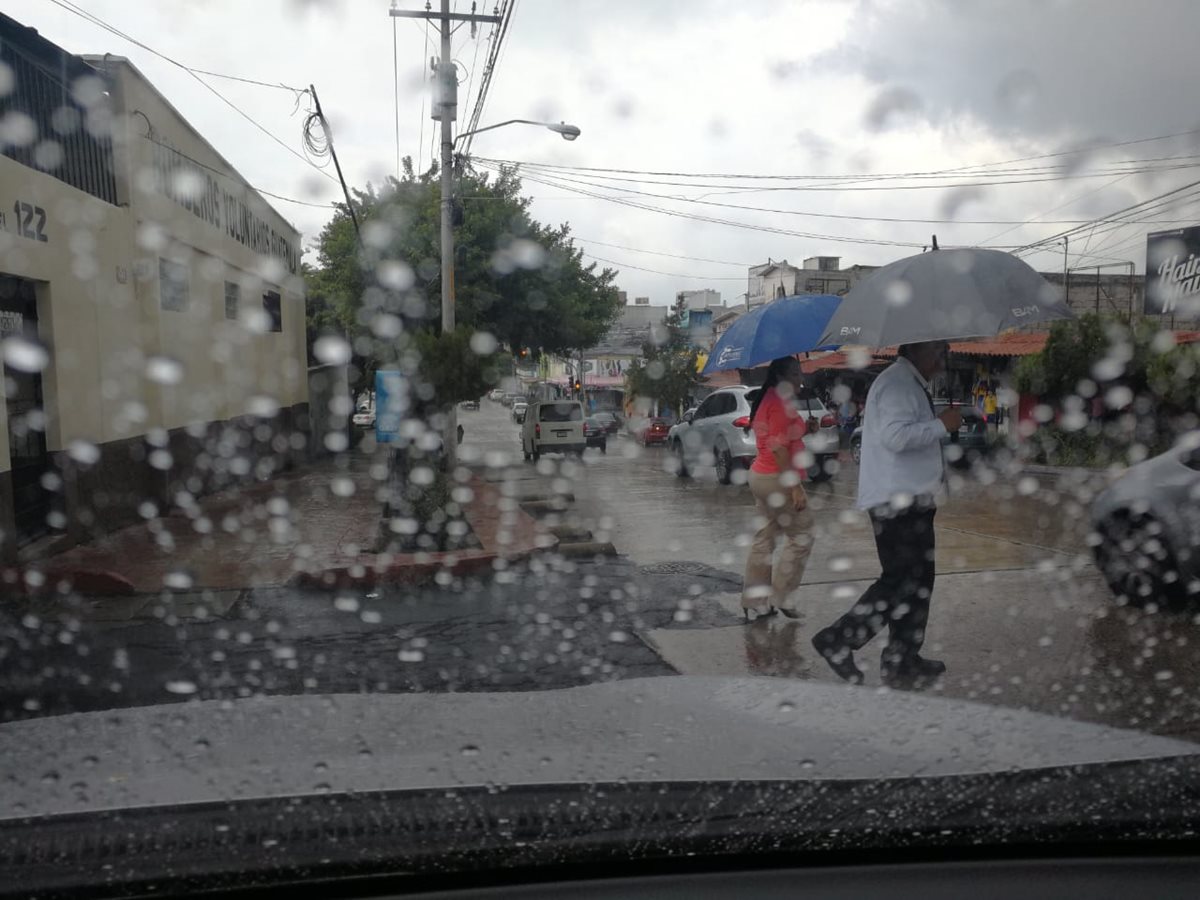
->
[290, 475, 550, 590]
[1, 567, 137, 598]
[1020, 464, 1121, 479]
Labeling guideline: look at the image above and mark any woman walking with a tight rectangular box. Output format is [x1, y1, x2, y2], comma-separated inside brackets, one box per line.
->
[742, 356, 814, 621]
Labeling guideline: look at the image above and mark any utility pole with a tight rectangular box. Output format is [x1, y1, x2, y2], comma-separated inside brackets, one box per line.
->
[309, 84, 361, 242]
[391, 1, 501, 466]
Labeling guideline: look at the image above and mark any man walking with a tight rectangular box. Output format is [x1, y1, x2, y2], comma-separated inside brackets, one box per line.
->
[812, 341, 962, 689]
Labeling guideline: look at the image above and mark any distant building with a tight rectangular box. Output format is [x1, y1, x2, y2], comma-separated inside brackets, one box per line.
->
[633, 296, 651, 305]
[676, 288, 722, 310]
[748, 256, 864, 306]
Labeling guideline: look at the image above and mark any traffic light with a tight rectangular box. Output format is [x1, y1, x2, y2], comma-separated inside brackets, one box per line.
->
[573, 379, 582, 393]
[518, 348, 529, 359]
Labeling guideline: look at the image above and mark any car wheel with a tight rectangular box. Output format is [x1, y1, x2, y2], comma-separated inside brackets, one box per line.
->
[673, 440, 690, 478]
[600, 442, 607, 455]
[532, 447, 540, 464]
[715, 446, 733, 485]
[1094, 515, 1185, 610]
[851, 439, 862, 465]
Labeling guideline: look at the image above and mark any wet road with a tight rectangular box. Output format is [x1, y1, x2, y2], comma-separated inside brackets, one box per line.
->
[459, 399, 1200, 743]
[3, 399, 1199, 746]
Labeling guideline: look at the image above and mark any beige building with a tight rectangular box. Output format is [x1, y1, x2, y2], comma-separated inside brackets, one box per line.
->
[0, 16, 306, 556]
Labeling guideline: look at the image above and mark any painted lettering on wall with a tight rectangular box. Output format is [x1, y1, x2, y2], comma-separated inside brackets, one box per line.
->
[6, 201, 48, 243]
[151, 141, 298, 274]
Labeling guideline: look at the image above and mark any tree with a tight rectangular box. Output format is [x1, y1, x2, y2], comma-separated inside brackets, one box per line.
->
[304, 158, 622, 405]
[626, 295, 702, 417]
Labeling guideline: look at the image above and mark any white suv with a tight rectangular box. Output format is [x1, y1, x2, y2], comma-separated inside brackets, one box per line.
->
[522, 400, 586, 462]
[669, 386, 839, 483]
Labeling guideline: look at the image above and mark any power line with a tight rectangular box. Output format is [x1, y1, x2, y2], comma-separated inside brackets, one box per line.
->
[461, 0, 515, 156]
[476, 160, 935, 249]
[48, 0, 337, 184]
[581, 253, 750, 281]
[472, 127, 1200, 183]
[571, 237, 752, 267]
[46, 0, 305, 92]
[138, 129, 334, 210]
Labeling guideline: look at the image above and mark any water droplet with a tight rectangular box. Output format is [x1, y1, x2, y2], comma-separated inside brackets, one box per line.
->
[333, 595, 359, 613]
[313, 334, 352, 365]
[40, 770, 61, 785]
[778, 700, 795, 712]
[163, 570, 194, 590]
[360, 610, 382, 624]
[145, 355, 184, 385]
[313, 761, 329, 773]
[1, 335, 49, 372]
[799, 759, 816, 770]
[165, 679, 198, 695]
[1155, 670, 1175, 681]
[829, 555, 852, 573]
[608, 630, 629, 643]
[469, 331, 498, 355]
[398, 649, 425, 663]
[330, 476, 356, 497]
[248, 394, 279, 417]
[67, 439, 100, 465]
[460, 744, 481, 757]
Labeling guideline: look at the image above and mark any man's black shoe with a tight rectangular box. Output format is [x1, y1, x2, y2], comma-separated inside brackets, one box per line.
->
[811, 628, 864, 685]
[882, 655, 946, 690]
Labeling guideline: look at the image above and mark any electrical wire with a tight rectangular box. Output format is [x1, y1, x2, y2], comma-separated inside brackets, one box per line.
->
[46, 0, 306, 93]
[48, 0, 338, 183]
[580, 253, 752, 281]
[418, 19, 430, 174]
[571, 237, 752, 267]
[461, 0, 514, 156]
[471, 127, 1200, 183]
[475, 160, 935, 249]
[138, 129, 334, 211]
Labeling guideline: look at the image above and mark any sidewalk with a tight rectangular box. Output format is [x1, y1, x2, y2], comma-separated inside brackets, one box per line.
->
[7, 454, 383, 595]
[4, 448, 550, 598]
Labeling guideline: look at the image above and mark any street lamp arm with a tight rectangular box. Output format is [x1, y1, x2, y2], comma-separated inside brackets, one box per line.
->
[455, 119, 581, 144]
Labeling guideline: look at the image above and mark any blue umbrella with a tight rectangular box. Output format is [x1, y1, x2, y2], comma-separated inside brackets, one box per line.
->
[702, 294, 842, 374]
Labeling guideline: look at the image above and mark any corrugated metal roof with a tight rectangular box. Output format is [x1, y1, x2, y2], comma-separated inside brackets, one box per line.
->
[948, 332, 1049, 357]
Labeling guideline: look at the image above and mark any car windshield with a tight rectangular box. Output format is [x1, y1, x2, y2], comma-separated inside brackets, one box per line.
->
[4, 1, 1200, 894]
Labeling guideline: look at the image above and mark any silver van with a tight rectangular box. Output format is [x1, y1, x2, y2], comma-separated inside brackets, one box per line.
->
[522, 400, 586, 461]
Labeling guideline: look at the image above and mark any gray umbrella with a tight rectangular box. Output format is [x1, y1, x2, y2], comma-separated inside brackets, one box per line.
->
[817, 248, 1073, 348]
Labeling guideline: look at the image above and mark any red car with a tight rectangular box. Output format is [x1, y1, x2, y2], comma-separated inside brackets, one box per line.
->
[635, 417, 671, 446]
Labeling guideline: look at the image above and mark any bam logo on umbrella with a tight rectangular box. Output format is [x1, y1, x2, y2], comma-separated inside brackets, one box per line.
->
[839, 326, 862, 337]
[717, 345, 743, 366]
[1011, 305, 1040, 317]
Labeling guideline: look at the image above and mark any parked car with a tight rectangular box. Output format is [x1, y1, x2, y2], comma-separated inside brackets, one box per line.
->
[459, 399, 480, 411]
[583, 416, 609, 454]
[1090, 436, 1200, 609]
[670, 387, 838, 484]
[511, 400, 528, 423]
[351, 408, 376, 428]
[849, 401, 988, 466]
[590, 411, 621, 435]
[488, 389, 504, 402]
[522, 400, 587, 461]
[501, 393, 523, 408]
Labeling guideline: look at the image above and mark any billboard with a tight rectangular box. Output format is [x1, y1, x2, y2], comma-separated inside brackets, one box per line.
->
[374, 370, 406, 444]
[1146, 226, 1200, 316]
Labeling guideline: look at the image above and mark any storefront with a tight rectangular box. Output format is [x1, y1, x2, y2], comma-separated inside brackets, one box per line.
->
[0, 19, 307, 557]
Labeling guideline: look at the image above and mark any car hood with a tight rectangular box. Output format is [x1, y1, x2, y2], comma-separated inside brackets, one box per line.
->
[1091, 447, 1196, 523]
[1, 676, 1194, 821]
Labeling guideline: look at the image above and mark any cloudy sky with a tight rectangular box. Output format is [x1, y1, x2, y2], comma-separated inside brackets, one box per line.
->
[21, 0, 1200, 304]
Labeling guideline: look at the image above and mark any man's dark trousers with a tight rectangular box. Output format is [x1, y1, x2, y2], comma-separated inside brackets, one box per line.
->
[825, 503, 936, 670]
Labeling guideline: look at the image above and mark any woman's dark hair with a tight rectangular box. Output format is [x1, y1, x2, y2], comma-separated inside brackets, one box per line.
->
[749, 356, 800, 424]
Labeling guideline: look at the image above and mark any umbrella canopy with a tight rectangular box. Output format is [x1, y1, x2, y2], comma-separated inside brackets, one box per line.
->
[702, 294, 841, 374]
[816, 249, 1073, 349]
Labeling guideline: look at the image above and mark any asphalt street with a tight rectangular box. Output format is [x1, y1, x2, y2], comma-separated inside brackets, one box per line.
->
[3, 398, 1200, 746]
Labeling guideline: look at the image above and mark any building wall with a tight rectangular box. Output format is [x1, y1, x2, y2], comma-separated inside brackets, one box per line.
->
[0, 55, 308, 554]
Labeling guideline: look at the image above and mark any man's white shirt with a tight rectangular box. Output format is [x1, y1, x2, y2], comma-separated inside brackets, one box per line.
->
[856, 356, 948, 511]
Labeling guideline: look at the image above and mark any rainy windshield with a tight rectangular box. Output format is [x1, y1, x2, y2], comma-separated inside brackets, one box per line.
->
[3, 0, 1200, 887]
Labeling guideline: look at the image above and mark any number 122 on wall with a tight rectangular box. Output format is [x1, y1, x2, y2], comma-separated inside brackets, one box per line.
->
[11, 201, 48, 243]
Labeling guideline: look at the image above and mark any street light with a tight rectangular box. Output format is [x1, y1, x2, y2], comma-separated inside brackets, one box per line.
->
[454, 119, 582, 145]
[437, 115, 580, 465]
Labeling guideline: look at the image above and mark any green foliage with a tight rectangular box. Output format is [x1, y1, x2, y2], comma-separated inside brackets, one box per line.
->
[625, 295, 702, 417]
[303, 157, 623, 406]
[410, 326, 503, 406]
[1013, 314, 1108, 399]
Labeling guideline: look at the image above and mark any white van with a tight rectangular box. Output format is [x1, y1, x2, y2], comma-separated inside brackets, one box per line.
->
[522, 400, 586, 461]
